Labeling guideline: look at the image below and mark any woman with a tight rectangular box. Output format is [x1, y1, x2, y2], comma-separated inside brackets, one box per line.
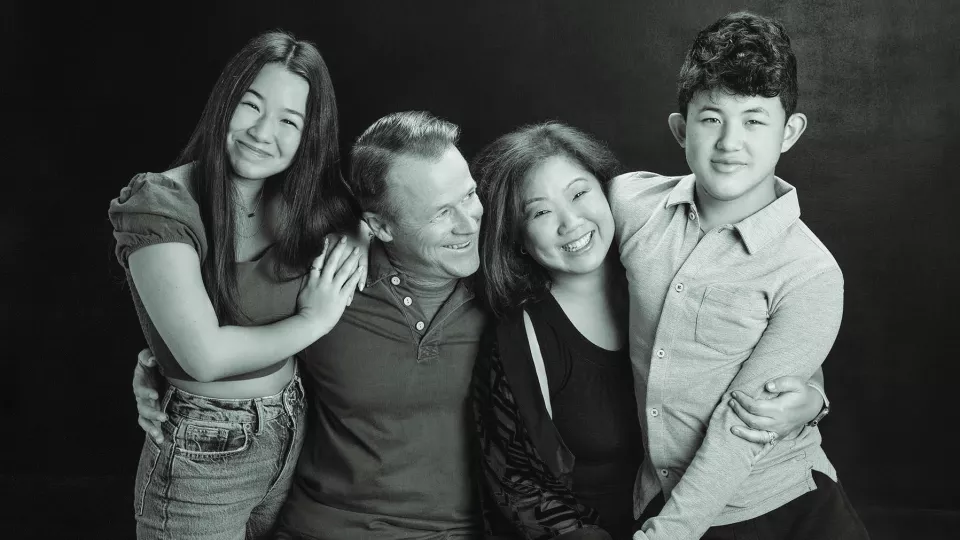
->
[471, 122, 827, 539]
[108, 31, 364, 539]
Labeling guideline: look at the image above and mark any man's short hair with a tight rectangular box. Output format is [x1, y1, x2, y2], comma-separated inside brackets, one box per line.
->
[348, 111, 460, 217]
[677, 11, 799, 119]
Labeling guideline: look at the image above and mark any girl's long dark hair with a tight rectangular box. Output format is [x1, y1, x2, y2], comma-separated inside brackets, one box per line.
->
[174, 30, 358, 324]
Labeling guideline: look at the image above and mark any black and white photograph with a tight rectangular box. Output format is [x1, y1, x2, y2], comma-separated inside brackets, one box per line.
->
[4, 1, 958, 538]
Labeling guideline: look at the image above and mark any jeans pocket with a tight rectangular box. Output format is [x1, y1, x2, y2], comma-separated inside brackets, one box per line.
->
[695, 287, 768, 356]
[173, 419, 250, 462]
[134, 438, 162, 516]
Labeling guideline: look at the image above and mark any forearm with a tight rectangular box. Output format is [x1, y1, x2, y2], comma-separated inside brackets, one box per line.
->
[179, 314, 325, 381]
[636, 269, 844, 540]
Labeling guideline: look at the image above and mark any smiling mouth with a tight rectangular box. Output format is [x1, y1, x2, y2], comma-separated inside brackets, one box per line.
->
[711, 160, 747, 168]
[561, 231, 594, 252]
[238, 140, 272, 158]
[444, 241, 472, 250]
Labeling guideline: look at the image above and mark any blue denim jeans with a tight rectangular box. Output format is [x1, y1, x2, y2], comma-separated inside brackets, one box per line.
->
[134, 367, 306, 540]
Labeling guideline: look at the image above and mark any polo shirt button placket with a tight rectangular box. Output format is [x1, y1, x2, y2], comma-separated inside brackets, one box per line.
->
[390, 276, 401, 286]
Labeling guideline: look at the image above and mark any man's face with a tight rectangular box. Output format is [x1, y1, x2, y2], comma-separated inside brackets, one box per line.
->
[380, 146, 483, 282]
[679, 89, 795, 204]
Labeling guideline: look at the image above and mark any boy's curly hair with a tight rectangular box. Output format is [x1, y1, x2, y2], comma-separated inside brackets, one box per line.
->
[677, 11, 798, 119]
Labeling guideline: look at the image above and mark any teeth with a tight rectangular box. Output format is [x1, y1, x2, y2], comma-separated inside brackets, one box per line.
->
[561, 232, 592, 252]
[446, 242, 470, 250]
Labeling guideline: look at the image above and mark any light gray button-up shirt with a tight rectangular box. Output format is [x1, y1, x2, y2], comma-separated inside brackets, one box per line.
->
[610, 172, 842, 540]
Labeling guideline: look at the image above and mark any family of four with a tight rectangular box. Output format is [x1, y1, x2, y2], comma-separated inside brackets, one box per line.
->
[111, 11, 869, 540]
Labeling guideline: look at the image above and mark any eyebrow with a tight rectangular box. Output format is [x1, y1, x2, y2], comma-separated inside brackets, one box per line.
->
[432, 182, 477, 213]
[245, 89, 306, 120]
[522, 177, 588, 209]
[698, 105, 770, 116]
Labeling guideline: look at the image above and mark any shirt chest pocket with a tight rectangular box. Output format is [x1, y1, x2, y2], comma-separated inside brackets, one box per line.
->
[695, 287, 769, 356]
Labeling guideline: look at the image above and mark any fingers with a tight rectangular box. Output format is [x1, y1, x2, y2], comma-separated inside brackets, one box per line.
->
[332, 248, 362, 289]
[344, 266, 364, 296]
[137, 348, 156, 368]
[729, 397, 773, 430]
[136, 398, 167, 423]
[320, 236, 350, 280]
[730, 425, 778, 445]
[138, 416, 165, 444]
[356, 245, 369, 292]
[764, 375, 806, 393]
[308, 237, 330, 280]
[730, 391, 771, 416]
[133, 364, 159, 401]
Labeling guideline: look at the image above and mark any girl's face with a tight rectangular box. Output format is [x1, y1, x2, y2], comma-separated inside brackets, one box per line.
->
[226, 62, 309, 181]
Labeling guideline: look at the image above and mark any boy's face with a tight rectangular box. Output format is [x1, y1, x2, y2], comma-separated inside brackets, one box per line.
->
[669, 89, 806, 203]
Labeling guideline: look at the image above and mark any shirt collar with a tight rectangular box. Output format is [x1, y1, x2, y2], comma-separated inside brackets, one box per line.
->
[365, 240, 399, 287]
[365, 240, 478, 297]
[665, 174, 801, 255]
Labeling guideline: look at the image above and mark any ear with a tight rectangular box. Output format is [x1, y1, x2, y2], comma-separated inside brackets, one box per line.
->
[362, 212, 393, 243]
[668, 113, 687, 148]
[780, 112, 808, 153]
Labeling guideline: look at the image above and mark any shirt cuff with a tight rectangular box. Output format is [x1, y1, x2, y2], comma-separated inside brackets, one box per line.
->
[807, 381, 830, 410]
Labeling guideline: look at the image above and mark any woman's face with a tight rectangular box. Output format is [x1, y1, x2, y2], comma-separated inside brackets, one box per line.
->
[226, 62, 309, 181]
[519, 155, 615, 279]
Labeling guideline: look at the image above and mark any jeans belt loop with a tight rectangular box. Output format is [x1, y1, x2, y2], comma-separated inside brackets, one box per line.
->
[253, 398, 265, 435]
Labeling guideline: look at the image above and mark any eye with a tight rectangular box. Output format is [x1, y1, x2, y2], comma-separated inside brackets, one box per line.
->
[702, 117, 720, 124]
[243, 101, 260, 112]
[533, 209, 549, 218]
[573, 190, 588, 200]
[281, 118, 301, 129]
[746, 119, 765, 126]
[463, 189, 477, 202]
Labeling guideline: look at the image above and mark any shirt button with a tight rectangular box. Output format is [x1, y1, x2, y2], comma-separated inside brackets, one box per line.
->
[656, 349, 665, 358]
[660, 469, 669, 477]
[674, 283, 684, 292]
[688, 211, 696, 221]
[415, 321, 425, 331]
[390, 276, 401, 286]
[403, 296, 413, 306]
[650, 408, 659, 417]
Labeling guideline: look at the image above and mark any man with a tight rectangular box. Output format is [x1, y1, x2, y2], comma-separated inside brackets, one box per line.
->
[275, 111, 485, 538]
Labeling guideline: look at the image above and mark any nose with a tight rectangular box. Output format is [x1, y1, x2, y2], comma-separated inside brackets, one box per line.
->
[247, 113, 274, 142]
[454, 199, 482, 234]
[555, 204, 583, 236]
[715, 122, 744, 152]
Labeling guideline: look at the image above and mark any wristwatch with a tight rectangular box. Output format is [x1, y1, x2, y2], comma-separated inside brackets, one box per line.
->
[807, 402, 830, 427]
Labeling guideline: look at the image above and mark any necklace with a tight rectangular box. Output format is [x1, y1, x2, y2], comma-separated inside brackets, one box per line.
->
[236, 214, 263, 239]
[240, 188, 264, 218]
[235, 189, 264, 239]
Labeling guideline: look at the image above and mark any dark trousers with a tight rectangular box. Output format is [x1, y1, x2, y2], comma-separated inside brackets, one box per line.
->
[637, 470, 870, 540]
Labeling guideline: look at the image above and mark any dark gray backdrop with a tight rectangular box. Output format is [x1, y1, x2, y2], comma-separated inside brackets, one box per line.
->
[4, 0, 957, 536]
